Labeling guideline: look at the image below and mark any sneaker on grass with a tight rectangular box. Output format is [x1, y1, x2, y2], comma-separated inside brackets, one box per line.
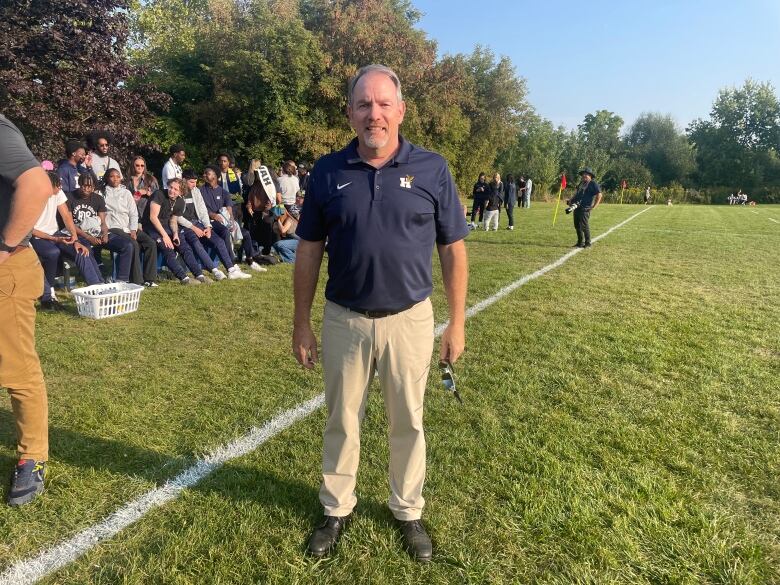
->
[228, 266, 251, 280]
[196, 274, 213, 284]
[211, 268, 227, 281]
[8, 459, 45, 507]
[181, 276, 201, 286]
[249, 262, 268, 272]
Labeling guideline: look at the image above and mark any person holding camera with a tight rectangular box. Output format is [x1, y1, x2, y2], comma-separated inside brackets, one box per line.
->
[567, 167, 602, 248]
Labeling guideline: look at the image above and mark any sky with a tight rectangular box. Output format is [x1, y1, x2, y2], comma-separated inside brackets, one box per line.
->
[411, 0, 780, 131]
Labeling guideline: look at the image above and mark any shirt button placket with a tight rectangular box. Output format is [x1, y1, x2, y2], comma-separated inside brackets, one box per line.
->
[374, 170, 382, 200]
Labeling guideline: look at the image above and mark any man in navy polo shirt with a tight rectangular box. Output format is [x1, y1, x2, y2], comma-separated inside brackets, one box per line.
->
[293, 64, 468, 562]
[567, 167, 603, 248]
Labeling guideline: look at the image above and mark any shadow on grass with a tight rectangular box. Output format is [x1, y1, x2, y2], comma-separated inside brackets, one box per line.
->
[0, 408, 182, 485]
[194, 463, 396, 535]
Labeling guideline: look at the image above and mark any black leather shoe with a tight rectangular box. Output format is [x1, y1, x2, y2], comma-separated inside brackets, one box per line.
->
[398, 519, 433, 562]
[583, 242, 592, 248]
[306, 514, 352, 557]
[572, 242, 584, 248]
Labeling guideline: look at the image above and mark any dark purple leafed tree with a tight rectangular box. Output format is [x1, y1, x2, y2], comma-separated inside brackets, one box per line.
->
[0, 0, 166, 162]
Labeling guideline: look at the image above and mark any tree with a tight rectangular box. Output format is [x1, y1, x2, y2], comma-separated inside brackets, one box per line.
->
[0, 0, 165, 161]
[625, 113, 695, 186]
[495, 115, 566, 194]
[688, 79, 780, 189]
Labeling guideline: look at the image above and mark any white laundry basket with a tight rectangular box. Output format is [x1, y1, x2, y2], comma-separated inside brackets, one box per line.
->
[71, 282, 144, 319]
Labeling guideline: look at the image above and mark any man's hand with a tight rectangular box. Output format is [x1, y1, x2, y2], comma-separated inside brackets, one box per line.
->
[439, 322, 465, 364]
[88, 234, 101, 246]
[292, 322, 319, 369]
[162, 235, 174, 249]
[192, 226, 205, 238]
[172, 234, 180, 246]
[74, 241, 90, 256]
[130, 230, 137, 241]
[204, 227, 212, 238]
[62, 232, 77, 245]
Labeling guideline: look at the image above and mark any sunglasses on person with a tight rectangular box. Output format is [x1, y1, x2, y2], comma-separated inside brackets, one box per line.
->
[438, 360, 463, 404]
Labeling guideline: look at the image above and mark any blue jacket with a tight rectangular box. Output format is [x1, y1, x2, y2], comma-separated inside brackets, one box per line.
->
[57, 160, 97, 197]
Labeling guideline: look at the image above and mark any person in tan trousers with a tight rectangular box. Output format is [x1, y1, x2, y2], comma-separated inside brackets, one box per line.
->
[0, 114, 53, 506]
[293, 64, 468, 562]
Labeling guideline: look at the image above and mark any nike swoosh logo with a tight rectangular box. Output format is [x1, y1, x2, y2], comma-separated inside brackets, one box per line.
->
[337, 182, 352, 190]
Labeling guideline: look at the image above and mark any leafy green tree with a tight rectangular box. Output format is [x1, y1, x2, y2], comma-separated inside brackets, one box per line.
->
[688, 79, 780, 189]
[496, 115, 566, 194]
[601, 157, 652, 192]
[625, 113, 695, 186]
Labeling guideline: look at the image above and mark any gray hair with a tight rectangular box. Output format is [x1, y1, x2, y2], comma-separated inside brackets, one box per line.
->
[347, 64, 403, 105]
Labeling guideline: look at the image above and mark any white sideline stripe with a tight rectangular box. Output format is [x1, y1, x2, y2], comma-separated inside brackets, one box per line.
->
[769, 218, 779, 224]
[1, 207, 652, 585]
[435, 207, 653, 335]
[751, 211, 759, 215]
[0, 396, 325, 585]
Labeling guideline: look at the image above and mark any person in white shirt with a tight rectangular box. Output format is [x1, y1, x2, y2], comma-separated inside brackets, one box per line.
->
[277, 160, 300, 207]
[523, 176, 533, 208]
[103, 169, 158, 286]
[161, 144, 185, 190]
[86, 131, 122, 186]
[29, 172, 102, 309]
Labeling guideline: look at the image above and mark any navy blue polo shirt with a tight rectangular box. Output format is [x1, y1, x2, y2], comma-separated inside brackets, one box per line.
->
[297, 136, 469, 312]
[200, 183, 230, 214]
[572, 180, 602, 208]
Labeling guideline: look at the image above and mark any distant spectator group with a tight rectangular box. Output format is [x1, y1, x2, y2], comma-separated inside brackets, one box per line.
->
[728, 190, 749, 205]
[469, 172, 532, 231]
[33, 130, 309, 310]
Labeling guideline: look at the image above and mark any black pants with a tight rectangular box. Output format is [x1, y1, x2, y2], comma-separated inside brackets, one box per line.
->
[573, 208, 591, 245]
[470, 197, 486, 223]
[110, 228, 157, 284]
[506, 204, 515, 227]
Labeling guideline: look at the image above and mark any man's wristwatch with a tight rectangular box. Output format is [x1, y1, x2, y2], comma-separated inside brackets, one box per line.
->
[0, 235, 18, 253]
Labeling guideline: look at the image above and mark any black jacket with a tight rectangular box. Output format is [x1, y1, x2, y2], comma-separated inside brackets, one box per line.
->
[472, 180, 488, 200]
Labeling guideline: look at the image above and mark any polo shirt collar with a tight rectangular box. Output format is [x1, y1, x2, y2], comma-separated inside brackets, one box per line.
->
[345, 135, 412, 166]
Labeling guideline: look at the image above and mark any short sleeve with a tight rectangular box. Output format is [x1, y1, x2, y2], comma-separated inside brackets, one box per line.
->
[434, 160, 469, 245]
[0, 118, 39, 184]
[591, 181, 602, 193]
[55, 190, 67, 206]
[94, 194, 107, 213]
[295, 167, 327, 241]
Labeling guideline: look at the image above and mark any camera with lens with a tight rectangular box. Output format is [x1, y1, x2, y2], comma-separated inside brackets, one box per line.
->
[565, 202, 579, 214]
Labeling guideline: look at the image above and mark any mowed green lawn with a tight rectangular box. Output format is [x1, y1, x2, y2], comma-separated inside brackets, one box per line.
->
[1, 203, 778, 584]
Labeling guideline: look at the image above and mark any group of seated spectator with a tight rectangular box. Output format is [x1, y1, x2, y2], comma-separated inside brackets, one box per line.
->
[32, 131, 306, 310]
[728, 191, 749, 205]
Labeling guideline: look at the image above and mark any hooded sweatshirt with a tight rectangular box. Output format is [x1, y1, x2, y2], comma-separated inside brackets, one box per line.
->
[104, 184, 139, 232]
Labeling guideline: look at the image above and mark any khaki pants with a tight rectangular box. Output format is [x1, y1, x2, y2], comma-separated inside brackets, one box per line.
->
[0, 247, 48, 461]
[320, 299, 434, 521]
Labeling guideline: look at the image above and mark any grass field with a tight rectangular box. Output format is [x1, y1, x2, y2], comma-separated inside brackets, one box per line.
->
[1, 203, 779, 584]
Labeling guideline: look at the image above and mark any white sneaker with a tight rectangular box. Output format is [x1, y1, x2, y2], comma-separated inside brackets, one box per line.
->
[196, 274, 213, 284]
[212, 268, 227, 281]
[249, 262, 268, 272]
[228, 267, 252, 280]
[508, 226, 514, 230]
